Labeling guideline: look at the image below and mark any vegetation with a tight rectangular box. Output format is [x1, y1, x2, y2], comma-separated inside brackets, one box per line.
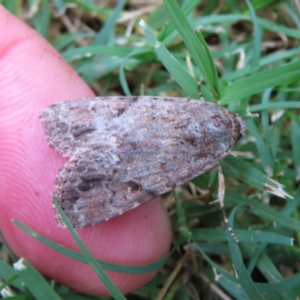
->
[1, 0, 300, 299]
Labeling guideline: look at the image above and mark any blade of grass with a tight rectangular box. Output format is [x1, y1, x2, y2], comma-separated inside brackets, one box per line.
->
[31, 0, 50, 37]
[245, 0, 261, 69]
[140, 19, 199, 99]
[222, 156, 291, 198]
[227, 209, 265, 299]
[216, 275, 251, 300]
[226, 190, 300, 232]
[194, 14, 300, 39]
[13, 258, 62, 300]
[62, 45, 134, 62]
[78, 56, 127, 83]
[282, 2, 300, 28]
[157, 0, 198, 44]
[52, 0, 66, 14]
[291, 121, 300, 180]
[224, 48, 300, 82]
[93, 0, 126, 45]
[255, 254, 299, 298]
[260, 89, 275, 165]
[250, 101, 300, 111]
[246, 118, 274, 176]
[52, 197, 127, 300]
[220, 60, 300, 104]
[64, 0, 109, 17]
[13, 220, 171, 274]
[0, 261, 24, 291]
[164, 0, 220, 98]
[53, 32, 95, 51]
[2, 0, 21, 14]
[0, 230, 18, 261]
[118, 47, 153, 96]
[191, 228, 292, 245]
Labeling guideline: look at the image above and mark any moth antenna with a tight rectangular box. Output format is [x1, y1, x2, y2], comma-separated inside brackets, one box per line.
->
[218, 166, 239, 243]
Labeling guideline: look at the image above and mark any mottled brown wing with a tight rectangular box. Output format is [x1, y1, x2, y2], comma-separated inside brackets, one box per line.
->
[41, 96, 246, 228]
[54, 147, 219, 228]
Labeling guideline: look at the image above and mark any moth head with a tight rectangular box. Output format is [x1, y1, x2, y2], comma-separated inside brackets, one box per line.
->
[204, 109, 246, 160]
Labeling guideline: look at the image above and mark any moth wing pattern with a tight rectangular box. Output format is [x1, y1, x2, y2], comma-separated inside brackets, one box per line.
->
[55, 146, 221, 228]
[41, 96, 246, 228]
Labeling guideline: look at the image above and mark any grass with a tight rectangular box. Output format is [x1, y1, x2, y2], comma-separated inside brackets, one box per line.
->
[1, 0, 300, 299]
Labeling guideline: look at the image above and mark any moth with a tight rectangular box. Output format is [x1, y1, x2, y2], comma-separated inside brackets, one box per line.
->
[40, 96, 246, 229]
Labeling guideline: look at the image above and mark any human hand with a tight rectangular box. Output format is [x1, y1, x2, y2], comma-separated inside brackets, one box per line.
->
[0, 6, 172, 296]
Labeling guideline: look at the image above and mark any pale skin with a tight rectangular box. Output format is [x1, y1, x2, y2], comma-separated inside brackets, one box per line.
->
[0, 6, 172, 296]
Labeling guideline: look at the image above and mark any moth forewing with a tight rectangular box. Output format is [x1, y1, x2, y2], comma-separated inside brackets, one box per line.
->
[40, 96, 246, 229]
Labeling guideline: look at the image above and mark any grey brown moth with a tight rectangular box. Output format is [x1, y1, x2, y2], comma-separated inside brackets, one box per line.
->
[40, 96, 246, 229]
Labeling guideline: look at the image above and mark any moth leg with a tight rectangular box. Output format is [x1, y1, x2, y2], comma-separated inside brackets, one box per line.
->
[197, 78, 203, 99]
[218, 166, 239, 243]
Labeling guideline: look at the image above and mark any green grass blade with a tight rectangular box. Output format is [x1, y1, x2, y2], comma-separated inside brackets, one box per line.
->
[62, 45, 134, 62]
[0, 261, 24, 291]
[78, 56, 126, 83]
[222, 156, 291, 198]
[250, 101, 300, 112]
[140, 19, 199, 99]
[93, 0, 126, 45]
[257, 265, 300, 295]
[0, 230, 18, 261]
[192, 229, 292, 245]
[226, 191, 300, 232]
[1, 0, 21, 14]
[255, 253, 299, 298]
[31, 0, 50, 37]
[3, 2, 300, 299]
[164, 0, 220, 98]
[64, 0, 109, 16]
[257, 17, 300, 39]
[291, 121, 300, 180]
[216, 275, 251, 300]
[13, 220, 170, 274]
[156, 0, 198, 44]
[246, 118, 274, 176]
[13, 258, 62, 300]
[260, 89, 275, 163]
[52, 198, 127, 300]
[245, 0, 261, 69]
[221, 60, 300, 104]
[52, 0, 66, 14]
[53, 33, 95, 51]
[118, 47, 153, 96]
[194, 14, 300, 39]
[227, 210, 265, 300]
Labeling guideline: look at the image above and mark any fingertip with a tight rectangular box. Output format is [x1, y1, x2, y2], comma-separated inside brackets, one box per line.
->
[0, 5, 172, 296]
